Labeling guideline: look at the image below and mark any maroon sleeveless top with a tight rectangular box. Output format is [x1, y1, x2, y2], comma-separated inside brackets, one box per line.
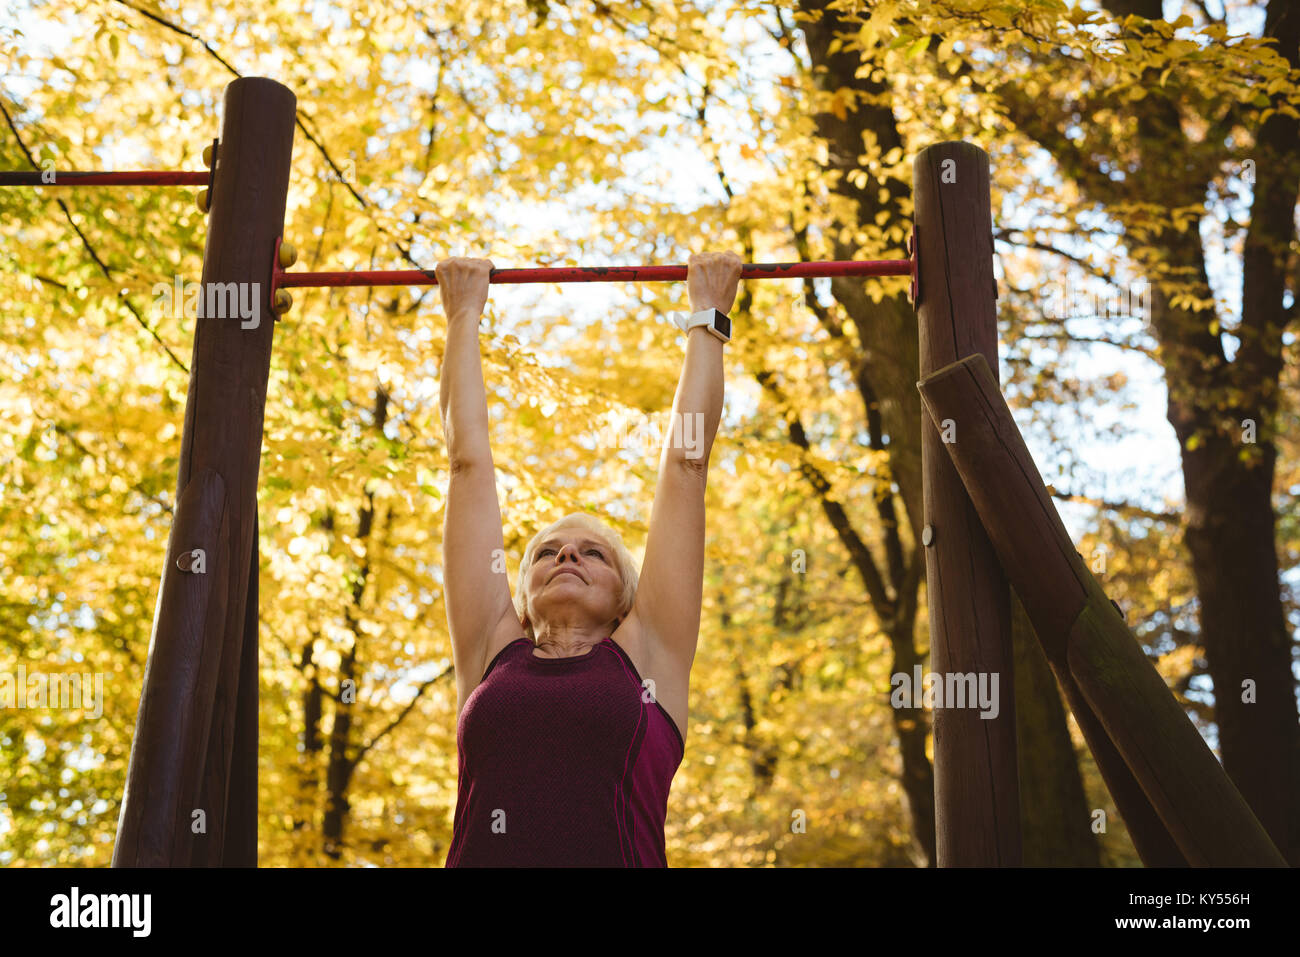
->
[445, 636, 685, 867]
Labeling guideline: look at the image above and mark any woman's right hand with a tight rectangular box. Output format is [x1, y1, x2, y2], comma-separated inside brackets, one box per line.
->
[435, 257, 495, 323]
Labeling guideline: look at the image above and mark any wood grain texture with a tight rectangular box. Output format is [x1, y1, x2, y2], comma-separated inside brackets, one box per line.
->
[112, 468, 227, 865]
[113, 77, 297, 867]
[918, 354, 1087, 662]
[221, 510, 260, 866]
[1069, 588, 1284, 866]
[913, 142, 1019, 866]
[918, 351, 1285, 866]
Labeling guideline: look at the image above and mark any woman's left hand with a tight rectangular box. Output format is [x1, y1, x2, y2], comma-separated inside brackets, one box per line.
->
[687, 251, 743, 315]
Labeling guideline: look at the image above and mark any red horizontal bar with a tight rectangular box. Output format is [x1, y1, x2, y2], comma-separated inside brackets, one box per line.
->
[0, 171, 208, 186]
[277, 259, 913, 289]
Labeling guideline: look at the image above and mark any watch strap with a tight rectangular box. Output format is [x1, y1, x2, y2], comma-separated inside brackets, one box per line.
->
[668, 308, 731, 343]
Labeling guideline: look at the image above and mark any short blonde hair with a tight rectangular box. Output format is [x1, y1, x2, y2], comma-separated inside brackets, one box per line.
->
[515, 512, 639, 641]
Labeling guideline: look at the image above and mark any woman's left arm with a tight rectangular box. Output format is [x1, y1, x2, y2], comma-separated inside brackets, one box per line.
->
[633, 251, 742, 673]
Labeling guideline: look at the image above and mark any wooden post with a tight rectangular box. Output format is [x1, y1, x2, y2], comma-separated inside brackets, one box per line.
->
[917, 353, 1287, 866]
[1016, 594, 1186, 865]
[112, 77, 296, 867]
[222, 514, 261, 866]
[912, 142, 1020, 865]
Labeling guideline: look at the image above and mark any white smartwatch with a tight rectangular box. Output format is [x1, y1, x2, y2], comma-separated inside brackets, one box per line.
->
[667, 307, 731, 343]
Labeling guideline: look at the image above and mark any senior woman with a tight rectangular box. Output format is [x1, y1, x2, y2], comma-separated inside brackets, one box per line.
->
[435, 250, 741, 867]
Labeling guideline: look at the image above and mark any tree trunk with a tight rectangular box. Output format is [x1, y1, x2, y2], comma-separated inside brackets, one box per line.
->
[1136, 212, 1298, 863]
[885, 619, 937, 867]
[292, 635, 324, 863]
[1179, 414, 1298, 862]
[322, 642, 357, 860]
[321, 386, 389, 860]
[1012, 595, 1100, 866]
[1096, 0, 1300, 865]
[793, 0, 1094, 867]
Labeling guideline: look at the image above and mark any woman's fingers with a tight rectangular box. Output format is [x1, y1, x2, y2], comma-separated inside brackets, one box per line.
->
[686, 250, 743, 314]
[436, 257, 495, 320]
[435, 257, 494, 279]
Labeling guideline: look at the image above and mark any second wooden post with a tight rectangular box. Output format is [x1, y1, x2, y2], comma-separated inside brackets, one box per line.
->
[112, 77, 296, 867]
[912, 141, 1019, 865]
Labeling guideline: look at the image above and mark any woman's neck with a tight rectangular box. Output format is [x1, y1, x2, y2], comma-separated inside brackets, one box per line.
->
[532, 632, 606, 657]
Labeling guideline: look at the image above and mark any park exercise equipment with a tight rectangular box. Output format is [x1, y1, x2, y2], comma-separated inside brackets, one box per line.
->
[0, 170, 209, 185]
[4, 77, 1283, 867]
[265, 244, 916, 313]
[264, 235, 917, 314]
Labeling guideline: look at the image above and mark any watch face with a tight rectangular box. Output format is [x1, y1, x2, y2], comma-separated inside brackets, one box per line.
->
[714, 309, 731, 339]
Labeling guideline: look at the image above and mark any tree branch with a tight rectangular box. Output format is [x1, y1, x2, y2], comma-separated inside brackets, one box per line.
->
[0, 97, 188, 372]
[1050, 487, 1180, 523]
[754, 367, 896, 617]
[1015, 330, 1157, 360]
[995, 228, 1121, 285]
[354, 664, 455, 763]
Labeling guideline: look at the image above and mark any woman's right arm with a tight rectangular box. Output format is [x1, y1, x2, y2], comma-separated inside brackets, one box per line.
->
[437, 258, 516, 712]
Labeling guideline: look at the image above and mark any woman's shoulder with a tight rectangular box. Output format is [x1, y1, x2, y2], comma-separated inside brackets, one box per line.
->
[608, 614, 690, 744]
[609, 610, 686, 682]
[478, 620, 530, 681]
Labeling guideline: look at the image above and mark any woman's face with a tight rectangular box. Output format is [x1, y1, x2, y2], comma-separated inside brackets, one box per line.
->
[526, 527, 622, 630]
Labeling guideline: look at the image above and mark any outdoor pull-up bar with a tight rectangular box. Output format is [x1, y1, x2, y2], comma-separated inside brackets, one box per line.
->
[0, 171, 209, 186]
[270, 258, 915, 289]
[0, 140, 218, 203]
[264, 231, 916, 312]
[0, 160, 918, 301]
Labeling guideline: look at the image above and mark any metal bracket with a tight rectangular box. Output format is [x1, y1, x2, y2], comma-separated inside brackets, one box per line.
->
[205, 137, 219, 202]
[269, 235, 285, 321]
[907, 226, 920, 307]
